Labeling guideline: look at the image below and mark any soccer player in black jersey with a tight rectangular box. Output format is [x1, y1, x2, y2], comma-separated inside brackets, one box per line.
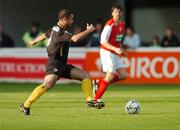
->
[19, 9, 98, 115]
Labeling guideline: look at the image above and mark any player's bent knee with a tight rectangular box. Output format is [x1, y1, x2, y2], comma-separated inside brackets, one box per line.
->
[105, 73, 115, 82]
[82, 72, 91, 79]
[44, 80, 55, 90]
[119, 73, 128, 80]
[109, 75, 115, 81]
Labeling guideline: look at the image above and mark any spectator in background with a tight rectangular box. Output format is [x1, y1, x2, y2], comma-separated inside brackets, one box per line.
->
[70, 25, 87, 47]
[161, 27, 180, 47]
[123, 26, 140, 49]
[23, 22, 46, 47]
[87, 19, 103, 47]
[149, 35, 161, 48]
[0, 25, 15, 47]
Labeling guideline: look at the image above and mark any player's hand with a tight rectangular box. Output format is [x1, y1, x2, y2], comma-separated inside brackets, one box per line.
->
[114, 48, 122, 55]
[28, 41, 35, 47]
[121, 48, 127, 56]
[86, 23, 96, 32]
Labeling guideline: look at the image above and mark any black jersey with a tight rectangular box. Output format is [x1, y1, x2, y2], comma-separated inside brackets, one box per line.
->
[45, 25, 72, 63]
[45, 25, 75, 78]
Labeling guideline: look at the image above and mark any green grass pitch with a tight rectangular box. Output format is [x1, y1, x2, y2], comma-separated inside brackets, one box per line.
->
[0, 83, 180, 130]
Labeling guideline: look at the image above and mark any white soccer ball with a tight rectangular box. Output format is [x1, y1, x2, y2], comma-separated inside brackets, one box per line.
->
[125, 99, 141, 114]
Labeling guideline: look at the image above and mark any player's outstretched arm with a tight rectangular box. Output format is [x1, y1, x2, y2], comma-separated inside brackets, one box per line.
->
[28, 33, 47, 47]
[71, 24, 95, 43]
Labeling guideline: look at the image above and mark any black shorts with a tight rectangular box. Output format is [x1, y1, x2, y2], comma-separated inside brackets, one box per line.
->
[45, 61, 75, 79]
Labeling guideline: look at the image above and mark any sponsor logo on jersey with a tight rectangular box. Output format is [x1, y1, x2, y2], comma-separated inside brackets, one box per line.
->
[53, 68, 58, 72]
[116, 35, 123, 41]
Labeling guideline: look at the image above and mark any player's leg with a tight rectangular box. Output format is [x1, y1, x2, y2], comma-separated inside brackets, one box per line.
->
[70, 67, 93, 101]
[108, 68, 128, 84]
[24, 74, 59, 107]
[92, 72, 107, 95]
[115, 67, 128, 81]
[94, 72, 114, 100]
[111, 55, 128, 83]
[93, 68, 128, 99]
[94, 49, 116, 101]
[68, 66, 96, 107]
[19, 74, 58, 115]
[94, 57, 128, 99]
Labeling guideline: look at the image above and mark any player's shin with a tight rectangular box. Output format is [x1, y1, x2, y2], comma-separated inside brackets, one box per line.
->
[24, 84, 47, 108]
[82, 78, 93, 101]
[94, 80, 109, 100]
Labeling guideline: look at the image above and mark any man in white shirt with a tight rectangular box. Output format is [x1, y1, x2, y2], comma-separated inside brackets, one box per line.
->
[123, 27, 140, 49]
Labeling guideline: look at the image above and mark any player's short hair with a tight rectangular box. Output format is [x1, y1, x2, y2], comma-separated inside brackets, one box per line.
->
[111, 4, 123, 12]
[58, 9, 73, 20]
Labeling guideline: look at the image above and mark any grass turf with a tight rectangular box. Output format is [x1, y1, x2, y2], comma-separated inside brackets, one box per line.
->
[0, 83, 180, 130]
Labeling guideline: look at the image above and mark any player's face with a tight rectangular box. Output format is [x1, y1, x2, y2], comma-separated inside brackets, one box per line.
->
[65, 14, 74, 28]
[112, 9, 123, 22]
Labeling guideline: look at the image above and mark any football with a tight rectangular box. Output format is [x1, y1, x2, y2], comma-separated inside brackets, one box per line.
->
[125, 99, 141, 114]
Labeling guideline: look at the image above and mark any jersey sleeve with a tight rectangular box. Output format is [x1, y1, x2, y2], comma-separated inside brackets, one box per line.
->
[64, 31, 72, 42]
[100, 25, 112, 43]
[45, 28, 52, 38]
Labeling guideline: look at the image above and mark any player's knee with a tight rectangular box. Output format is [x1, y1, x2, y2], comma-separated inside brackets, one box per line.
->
[44, 80, 55, 90]
[105, 73, 115, 82]
[110, 75, 115, 81]
[82, 72, 91, 79]
[119, 73, 128, 80]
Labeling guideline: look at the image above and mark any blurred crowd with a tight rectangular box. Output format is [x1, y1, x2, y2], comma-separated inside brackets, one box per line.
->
[0, 19, 180, 49]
